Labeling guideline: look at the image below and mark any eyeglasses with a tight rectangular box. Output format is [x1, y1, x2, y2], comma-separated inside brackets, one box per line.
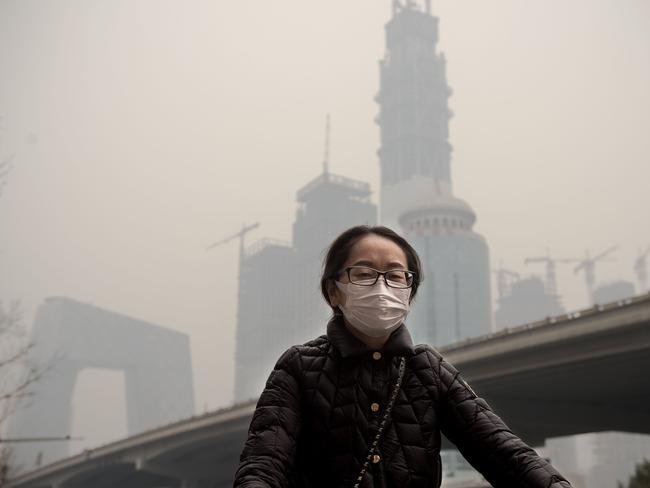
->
[341, 266, 415, 289]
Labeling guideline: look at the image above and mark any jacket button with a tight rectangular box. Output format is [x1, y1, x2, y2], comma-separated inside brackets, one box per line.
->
[371, 402, 380, 412]
[372, 454, 381, 464]
[372, 351, 382, 360]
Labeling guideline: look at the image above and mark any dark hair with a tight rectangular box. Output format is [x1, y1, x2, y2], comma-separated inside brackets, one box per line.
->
[320, 225, 422, 314]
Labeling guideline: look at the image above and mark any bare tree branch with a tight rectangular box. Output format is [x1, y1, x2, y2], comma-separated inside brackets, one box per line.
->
[0, 299, 49, 480]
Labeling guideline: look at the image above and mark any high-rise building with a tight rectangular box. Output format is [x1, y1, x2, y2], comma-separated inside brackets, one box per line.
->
[592, 280, 636, 305]
[8, 297, 194, 470]
[233, 240, 296, 403]
[495, 276, 565, 329]
[376, 0, 492, 346]
[233, 164, 377, 403]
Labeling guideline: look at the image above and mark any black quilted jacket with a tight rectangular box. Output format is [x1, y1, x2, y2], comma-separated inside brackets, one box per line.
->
[234, 318, 572, 488]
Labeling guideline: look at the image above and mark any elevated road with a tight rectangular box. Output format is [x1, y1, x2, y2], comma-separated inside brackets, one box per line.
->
[5, 404, 255, 488]
[442, 293, 650, 446]
[8, 293, 650, 488]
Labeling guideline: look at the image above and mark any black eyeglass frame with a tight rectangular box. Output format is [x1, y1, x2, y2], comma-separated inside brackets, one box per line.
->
[340, 266, 416, 289]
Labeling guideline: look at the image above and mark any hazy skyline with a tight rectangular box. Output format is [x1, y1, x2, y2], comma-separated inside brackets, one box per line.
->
[1, 0, 649, 451]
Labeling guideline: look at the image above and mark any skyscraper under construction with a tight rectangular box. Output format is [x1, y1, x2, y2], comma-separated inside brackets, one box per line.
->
[377, 0, 492, 346]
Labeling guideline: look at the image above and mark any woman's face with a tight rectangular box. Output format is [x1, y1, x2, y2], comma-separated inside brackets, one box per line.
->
[328, 233, 409, 308]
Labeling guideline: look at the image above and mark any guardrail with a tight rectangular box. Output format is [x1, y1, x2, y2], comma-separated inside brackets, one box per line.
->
[442, 292, 650, 353]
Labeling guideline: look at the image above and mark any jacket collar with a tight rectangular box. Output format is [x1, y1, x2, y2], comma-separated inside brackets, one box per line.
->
[326, 315, 416, 358]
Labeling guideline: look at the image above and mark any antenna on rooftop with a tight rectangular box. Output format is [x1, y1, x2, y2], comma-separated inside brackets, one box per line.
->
[425, 0, 431, 14]
[323, 113, 330, 176]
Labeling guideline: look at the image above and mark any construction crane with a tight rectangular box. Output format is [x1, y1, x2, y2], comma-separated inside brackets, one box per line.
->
[206, 222, 260, 263]
[524, 250, 580, 297]
[634, 245, 650, 293]
[574, 245, 618, 303]
[492, 262, 520, 301]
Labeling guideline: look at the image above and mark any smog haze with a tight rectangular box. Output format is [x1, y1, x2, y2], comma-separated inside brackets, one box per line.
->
[1, 0, 649, 451]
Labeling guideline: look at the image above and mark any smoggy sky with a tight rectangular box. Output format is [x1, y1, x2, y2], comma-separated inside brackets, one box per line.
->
[1, 0, 649, 450]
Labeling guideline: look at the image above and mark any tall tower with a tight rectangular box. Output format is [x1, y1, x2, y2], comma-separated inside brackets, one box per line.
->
[377, 0, 492, 346]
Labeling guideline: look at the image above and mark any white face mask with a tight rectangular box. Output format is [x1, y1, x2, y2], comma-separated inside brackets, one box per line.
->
[335, 280, 411, 338]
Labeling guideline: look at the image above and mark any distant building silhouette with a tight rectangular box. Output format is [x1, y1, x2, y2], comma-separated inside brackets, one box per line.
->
[592, 280, 636, 305]
[376, 0, 492, 346]
[7, 297, 194, 471]
[233, 239, 296, 403]
[495, 276, 565, 329]
[233, 170, 376, 403]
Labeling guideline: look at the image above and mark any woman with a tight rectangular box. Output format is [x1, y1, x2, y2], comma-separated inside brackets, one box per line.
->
[234, 225, 572, 488]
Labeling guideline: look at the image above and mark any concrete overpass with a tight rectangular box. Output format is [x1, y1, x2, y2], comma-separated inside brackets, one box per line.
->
[442, 293, 650, 446]
[7, 293, 650, 488]
[5, 404, 256, 488]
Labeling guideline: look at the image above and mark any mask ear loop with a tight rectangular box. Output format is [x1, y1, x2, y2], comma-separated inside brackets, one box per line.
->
[328, 279, 346, 315]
